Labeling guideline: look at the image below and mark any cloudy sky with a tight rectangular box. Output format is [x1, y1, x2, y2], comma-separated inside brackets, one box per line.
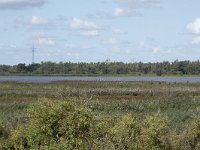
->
[0, 0, 200, 65]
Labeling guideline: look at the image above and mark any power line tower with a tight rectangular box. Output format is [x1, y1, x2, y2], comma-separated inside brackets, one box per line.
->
[32, 45, 36, 64]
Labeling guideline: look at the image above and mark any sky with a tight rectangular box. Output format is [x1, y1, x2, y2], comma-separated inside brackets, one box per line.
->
[0, 0, 200, 65]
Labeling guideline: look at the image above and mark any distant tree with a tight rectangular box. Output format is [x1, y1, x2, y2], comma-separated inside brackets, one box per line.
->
[1, 60, 200, 75]
[178, 61, 190, 74]
[87, 65, 97, 74]
[27, 63, 40, 73]
[0, 65, 11, 73]
[16, 63, 27, 73]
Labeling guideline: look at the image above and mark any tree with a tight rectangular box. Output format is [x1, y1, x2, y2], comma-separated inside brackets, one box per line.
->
[16, 63, 27, 73]
[26, 63, 40, 73]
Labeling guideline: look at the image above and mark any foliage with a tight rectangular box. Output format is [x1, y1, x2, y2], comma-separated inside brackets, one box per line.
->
[1, 60, 200, 75]
[0, 99, 200, 149]
[0, 122, 11, 149]
[0, 81, 200, 149]
[108, 115, 139, 150]
[138, 115, 171, 150]
[6, 100, 94, 149]
[184, 119, 200, 149]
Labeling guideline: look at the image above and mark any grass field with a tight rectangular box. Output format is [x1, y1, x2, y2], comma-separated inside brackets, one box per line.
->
[1, 81, 200, 124]
[0, 81, 200, 149]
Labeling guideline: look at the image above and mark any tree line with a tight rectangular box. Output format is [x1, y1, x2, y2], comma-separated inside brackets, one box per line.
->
[1, 60, 200, 76]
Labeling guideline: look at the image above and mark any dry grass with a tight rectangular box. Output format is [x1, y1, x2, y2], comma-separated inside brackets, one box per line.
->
[0, 81, 200, 127]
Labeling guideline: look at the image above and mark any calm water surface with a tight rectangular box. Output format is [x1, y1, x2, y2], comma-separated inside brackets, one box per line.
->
[0, 76, 200, 83]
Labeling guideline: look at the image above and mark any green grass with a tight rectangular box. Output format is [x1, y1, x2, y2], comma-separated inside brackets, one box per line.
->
[0, 81, 200, 149]
[0, 81, 200, 128]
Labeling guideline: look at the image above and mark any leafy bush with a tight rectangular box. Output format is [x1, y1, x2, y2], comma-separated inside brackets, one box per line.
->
[109, 114, 139, 150]
[0, 124, 9, 139]
[138, 115, 171, 150]
[8, 99, 94, 149]
[184, 119, 200, 150]
[1, 99, 200, 150]
[0, 122, 10, 148]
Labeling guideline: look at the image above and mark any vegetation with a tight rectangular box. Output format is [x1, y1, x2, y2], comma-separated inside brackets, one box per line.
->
[1, 60, 200, 76]
[0, 81, 200, 149]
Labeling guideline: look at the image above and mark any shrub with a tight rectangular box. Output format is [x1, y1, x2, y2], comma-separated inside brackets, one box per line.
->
[3, 99, 200, 150]
[109, 114, 139, 150]
[184, 119, 200, 150]
[0, 123, 9, 139]
[138, 115, 171, 150]
[8, 99, 95, 149]
[0, 122, 10, 148]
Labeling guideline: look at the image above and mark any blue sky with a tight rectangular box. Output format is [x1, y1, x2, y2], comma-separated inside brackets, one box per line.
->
[0, 0, 200, 65]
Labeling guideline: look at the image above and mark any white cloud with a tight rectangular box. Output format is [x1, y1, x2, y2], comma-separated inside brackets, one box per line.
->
[0, 0, 46, 9]
[113, 28, 127, 34]
[15, 16, 56, 30]
[112, 8, 137, 17]
[64, 42, 94, 50]
[30, 16, 48, 25]
[32, 32, 56, 46]
[152, 46, 171, 54]
[187, 18, 200, 34]
[191, 36, 200, 45]
[80, 30, 99, 37]
[114, 0, 161, 8]
[90, 8, 141, 20]
[152, 46, 160, 54]
[113, 8, 126, 17]
[69, 18, 99, 30]
[187, 18, 200, 45]
[103, 38, 119, 45]
[102, 38, 172, 55]
[69, 18, 101, 37]
[0, 43, 17, 50]
[37, 37, 55, 46]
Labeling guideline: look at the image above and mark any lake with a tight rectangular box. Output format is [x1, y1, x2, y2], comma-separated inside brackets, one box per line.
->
[0, 76, 200, 83]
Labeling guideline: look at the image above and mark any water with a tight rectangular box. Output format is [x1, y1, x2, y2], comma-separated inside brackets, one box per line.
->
[0, 76, 200, 83]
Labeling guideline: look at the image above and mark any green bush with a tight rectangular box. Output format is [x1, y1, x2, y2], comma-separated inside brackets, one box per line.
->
[8, 99, 95, 149]
[109, 114, 139, 150]
[0, 124, 9, 139]
[0, 122, 10, 148]
[1, 99, 200, 150]
[138, 115, 171, 150]
[184, 119, 200, 150]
